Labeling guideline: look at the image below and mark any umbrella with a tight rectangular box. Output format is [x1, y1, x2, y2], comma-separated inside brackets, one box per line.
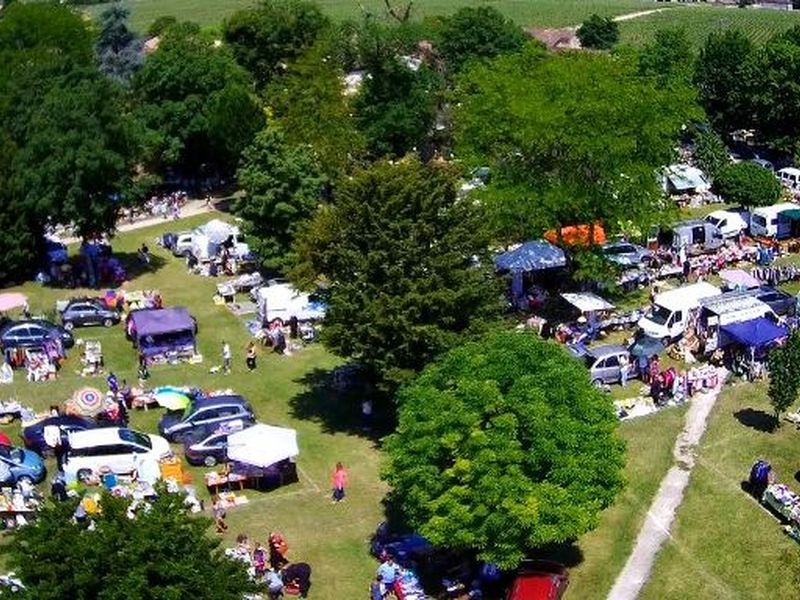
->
[0, 432, 11, 447]
[155, 390, 190, 411]
[0, 293, 27, 312]
[71, 387, 105, 416]
[227, 424, 299, 469]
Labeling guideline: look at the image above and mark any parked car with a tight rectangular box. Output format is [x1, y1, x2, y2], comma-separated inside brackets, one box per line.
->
[172, 232, 194, 257]
[63, 427, 171, 483]
[60, 298, 120, 330]
[158, 395, 255, 442]
[506, 560, 569, 600]
[751, 158, 775, 171]
[741, 286, 796, 317]
[601, 242, 654, 269]
[579, 345, 638, 387]
[0, 319, 74, 349]
[0, 445, 46, 485]
[183, 420, 250, 466]
[22, 415, 96, 456]
[704, 209, 750, 239]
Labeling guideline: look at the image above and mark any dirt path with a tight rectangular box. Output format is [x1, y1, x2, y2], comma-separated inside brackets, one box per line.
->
[612, 8, 670, 23]
[606, 368, 728, 600]
[62, 199, 217, 245]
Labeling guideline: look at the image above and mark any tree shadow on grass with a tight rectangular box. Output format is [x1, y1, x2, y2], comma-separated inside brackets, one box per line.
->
[734, 408, 776, 433]
[289, 367, 395, 440]
[113, 252, 168, 283]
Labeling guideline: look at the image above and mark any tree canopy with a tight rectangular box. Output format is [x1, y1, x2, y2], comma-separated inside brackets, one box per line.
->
[223, 0, 329, 88]
[638, 27, 693, 86]
[235, 126, 325, 272]
[693, 130, 730, 180]
[1, 491, 257, 599]
[438, 6, 525, 72]
[768, 330, 800, 427]
[713, 162, 783, 209]
[454, 46, 696, 244]
[576, 14, 618, 50]
[384, 331, 626, 568]
[291, 158, 500, 391]
[95, 4, 143, 84]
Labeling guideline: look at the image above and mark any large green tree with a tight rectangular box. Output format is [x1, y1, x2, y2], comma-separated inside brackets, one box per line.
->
[638, 27, 693, 87]
[693, 130, 730, 180]
[95, 4, 143, 84]
[454, 45, 696, 244]
[577, 14, 618, 50]
[0, 3, 93, 65]
[768, 330, 800, 427]
[132, 23, 263, 176]
[235, 127, 325, 272]
[384, 331, 626, 568]
[714, 162, 783, 209]
[438, 6, 525, 72]
[1, 491, 257, 599]
[291, 159, 500, 391]
[223, 0, 328, 88]
[695, 29, 755, 133]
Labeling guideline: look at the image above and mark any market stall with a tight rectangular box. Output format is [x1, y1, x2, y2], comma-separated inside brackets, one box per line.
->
[494, 240, 567, 310]
[127, 307, 197, 363]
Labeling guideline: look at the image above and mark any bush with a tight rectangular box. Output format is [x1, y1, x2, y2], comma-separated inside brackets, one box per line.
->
[577, 14, 619, 50]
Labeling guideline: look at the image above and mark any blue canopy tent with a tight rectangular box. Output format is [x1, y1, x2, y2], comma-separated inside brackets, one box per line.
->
[720, 318, 788, 349]
[495, 241, 567, 308]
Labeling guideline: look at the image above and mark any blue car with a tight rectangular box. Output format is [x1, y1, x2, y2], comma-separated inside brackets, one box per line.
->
[0, 445, 46, 485]
[22, 415, 96, 456]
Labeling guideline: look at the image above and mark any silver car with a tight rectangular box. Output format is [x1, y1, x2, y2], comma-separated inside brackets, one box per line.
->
[601, 242, 653, 269]
[583, 345, 638, 386]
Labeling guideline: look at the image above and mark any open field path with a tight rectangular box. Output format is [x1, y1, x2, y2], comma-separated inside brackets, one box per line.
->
[612, 8, 670, 23]
[606, 368, 728, 600]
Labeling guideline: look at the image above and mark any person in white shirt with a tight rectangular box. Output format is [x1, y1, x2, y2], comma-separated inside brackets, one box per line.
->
[222, 341, 232, 373]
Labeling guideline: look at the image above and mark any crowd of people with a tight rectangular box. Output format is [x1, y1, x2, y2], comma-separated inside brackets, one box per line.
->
[224, 532, 312, 598]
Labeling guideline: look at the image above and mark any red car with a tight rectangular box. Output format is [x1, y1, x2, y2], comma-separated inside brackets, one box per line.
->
[506, 560, 569, 600]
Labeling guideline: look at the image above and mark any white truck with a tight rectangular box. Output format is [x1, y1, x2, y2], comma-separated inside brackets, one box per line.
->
[638, 282, 722, 342]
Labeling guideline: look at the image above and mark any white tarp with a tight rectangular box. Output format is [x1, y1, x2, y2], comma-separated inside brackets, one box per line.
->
[561, 292, 615, 313]
[227, 424, 299, 469]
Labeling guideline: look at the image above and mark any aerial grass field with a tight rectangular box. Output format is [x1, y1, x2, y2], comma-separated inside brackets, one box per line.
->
[84, 0, 654, 33]
[641, 381, 800, 599]
[619, 4, 800, 47]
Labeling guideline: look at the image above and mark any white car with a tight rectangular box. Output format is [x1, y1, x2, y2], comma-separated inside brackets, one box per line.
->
[63, 428, 171, 483]
[704, 209, 749, 239]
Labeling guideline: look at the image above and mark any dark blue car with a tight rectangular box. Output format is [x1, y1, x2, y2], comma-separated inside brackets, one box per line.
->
[22, 415, 96, 456]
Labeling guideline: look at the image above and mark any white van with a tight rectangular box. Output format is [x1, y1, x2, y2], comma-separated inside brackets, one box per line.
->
[638, 282, 722, 342]
[63, 428, 171, 483]
[750, 202, 797, 239]
[704, 209, 749, 239]
[778, 167, 800, 191]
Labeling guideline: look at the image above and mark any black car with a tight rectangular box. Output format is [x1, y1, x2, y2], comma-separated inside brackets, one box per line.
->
[22, 415, 96, 456]
[0, 319, 74, 350]
[60, 298, 120, 330]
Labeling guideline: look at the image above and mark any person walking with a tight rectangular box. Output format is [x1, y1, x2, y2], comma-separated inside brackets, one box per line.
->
[619, 353, 629, 387]
[246, 342, 257, 371]
[222, 341, 232, 373]
[331, 462, 348, 503]
[212, 496, 228, 534]
[361, 398, 373, 432]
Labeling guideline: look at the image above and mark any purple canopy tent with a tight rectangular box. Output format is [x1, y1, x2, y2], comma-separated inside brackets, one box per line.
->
[128, 307, 196, 360]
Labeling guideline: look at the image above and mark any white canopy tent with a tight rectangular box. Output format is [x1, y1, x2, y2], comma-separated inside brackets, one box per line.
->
[560, 292, 615, 313]
[227, 424, 299, 469]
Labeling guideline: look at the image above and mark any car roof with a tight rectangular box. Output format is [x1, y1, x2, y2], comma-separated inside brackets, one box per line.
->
[587, 345, 628, 359]
[32, 415, 90, 428]
[192, 395, 248, 409]
[68, 428, 139, 449]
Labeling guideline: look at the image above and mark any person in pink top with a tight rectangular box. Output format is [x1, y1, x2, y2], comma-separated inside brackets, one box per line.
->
[331, 462, 348, 503]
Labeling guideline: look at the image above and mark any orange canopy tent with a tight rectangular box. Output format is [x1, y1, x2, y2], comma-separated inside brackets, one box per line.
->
[543, 223, 606, 247]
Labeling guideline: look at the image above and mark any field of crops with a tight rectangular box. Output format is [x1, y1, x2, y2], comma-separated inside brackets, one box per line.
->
[85, 0, 653, 33]
[619, 5, 800, 47]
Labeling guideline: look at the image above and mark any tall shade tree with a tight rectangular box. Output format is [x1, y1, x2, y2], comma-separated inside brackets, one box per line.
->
[0, 2, 93, 65]
[768, 330, 800, 427]
[268, 40, 366, 177]
[576, 14, 618, 50]
[454, 45, 697, 244]
[291, 159, 500, 392]
[235, 127, 325, 272]
[223, 0, 329, 88]
[95, 3, 143, 84]
[384, 331, 626, 568]
[438, 6, 525, 72]
[693, 130, 730, 180]
[714, 162, 783, 209]
[1, 491, 258, 599]
[638, 27, 693, 87]
[695, 29, 755, 133]
[132, 23, 263, 176]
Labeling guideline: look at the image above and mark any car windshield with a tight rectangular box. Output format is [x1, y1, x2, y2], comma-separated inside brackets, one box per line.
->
[706, 217, 721, 228]
[118, 429, 151, 449]
[605, 245, 634, 255]
[647, 305, 671, 325]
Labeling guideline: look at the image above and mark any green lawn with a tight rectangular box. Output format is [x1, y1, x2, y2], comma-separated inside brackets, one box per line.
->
[566, 405, 687, 599]
[619, 4, 800, 47]
[641, 382, 800, 599]
[0, 213, 385, 597]
[83, 0, 654, 34]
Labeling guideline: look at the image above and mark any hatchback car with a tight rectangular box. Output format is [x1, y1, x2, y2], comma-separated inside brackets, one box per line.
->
[158, 395, 255, 442]
[601, 242, 653, 269]
[183, 420, 250, 466]
[0, 445, 46, 485]
[506, 560, 569, 600]
[60, 298, 120, 330]
[580, 345, 638, 387]
[22, 415, 96, 456]
[0, 319, 74, 349]
[63, 427, 171, 483]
